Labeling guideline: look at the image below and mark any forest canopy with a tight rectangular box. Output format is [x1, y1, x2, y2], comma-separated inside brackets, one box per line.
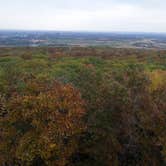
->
[0, 47, 166, 166]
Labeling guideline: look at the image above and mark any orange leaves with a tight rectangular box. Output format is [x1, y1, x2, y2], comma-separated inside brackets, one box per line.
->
[0, 80, 86, 165]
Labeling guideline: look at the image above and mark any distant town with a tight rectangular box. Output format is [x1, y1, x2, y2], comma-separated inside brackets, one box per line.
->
[1, 30, 166, 49]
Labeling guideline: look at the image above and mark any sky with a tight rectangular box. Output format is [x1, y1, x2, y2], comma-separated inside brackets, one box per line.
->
[0, 0, 165, 32]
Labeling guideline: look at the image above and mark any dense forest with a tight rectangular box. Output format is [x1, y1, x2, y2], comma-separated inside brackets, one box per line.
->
[0, 47, 166, 166]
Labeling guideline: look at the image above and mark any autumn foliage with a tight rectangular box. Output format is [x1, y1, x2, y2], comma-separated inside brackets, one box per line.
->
[0, 47, 166, 165]
[0, 80, 86, 165]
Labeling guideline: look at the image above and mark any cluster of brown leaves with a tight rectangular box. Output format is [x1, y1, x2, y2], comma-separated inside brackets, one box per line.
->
[0, 81, 86, 166]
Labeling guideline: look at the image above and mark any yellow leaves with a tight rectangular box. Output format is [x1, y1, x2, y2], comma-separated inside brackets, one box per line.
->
[149, 70, 166, 91]
[49, 143, 57, 149]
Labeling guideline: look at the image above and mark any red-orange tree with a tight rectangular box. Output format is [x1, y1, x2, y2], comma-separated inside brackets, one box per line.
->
[0, 80, 86, 166]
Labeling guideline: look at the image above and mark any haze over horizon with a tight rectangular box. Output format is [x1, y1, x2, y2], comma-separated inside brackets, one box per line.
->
[0, 0, 166, 33]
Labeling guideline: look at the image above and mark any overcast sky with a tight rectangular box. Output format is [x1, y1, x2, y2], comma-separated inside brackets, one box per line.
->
[0, 0, 165, 32]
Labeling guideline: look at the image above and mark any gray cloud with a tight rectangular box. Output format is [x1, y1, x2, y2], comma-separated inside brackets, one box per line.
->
[0, 0, 165, 32]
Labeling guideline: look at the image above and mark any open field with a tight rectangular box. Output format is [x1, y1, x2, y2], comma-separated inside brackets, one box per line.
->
[1, 31, 166, 49]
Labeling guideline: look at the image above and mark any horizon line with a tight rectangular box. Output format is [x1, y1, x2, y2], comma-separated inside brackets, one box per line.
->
[0, 29, 166, 34]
